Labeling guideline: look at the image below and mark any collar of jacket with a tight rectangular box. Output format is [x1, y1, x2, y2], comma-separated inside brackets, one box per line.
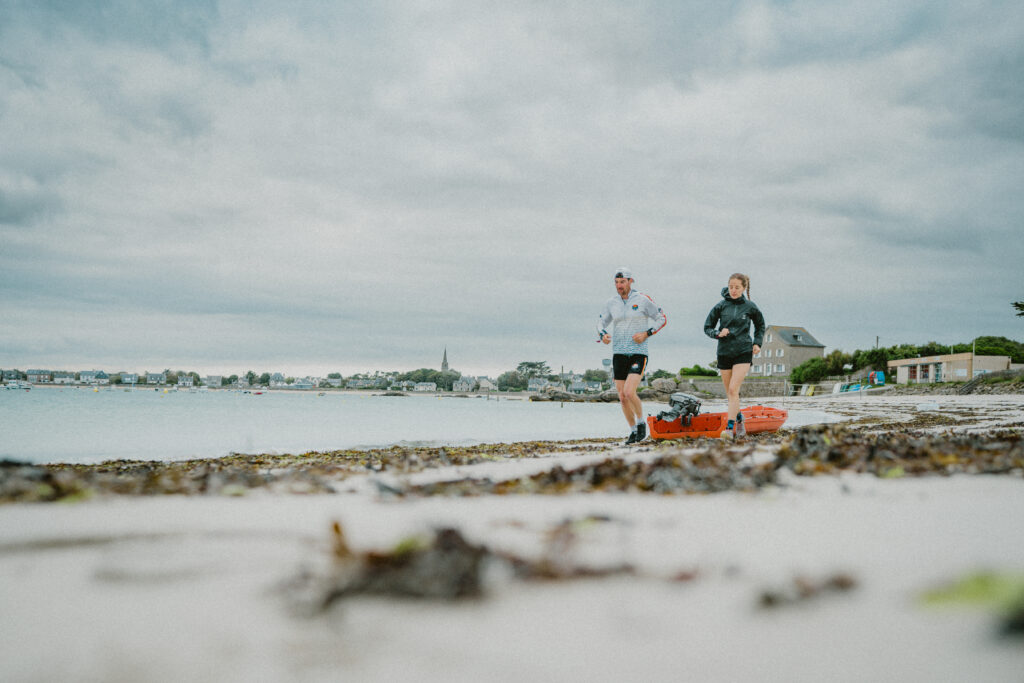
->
[720, 287, 746, 303]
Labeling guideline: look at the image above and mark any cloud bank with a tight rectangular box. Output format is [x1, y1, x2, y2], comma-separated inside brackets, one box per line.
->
[2, 1, 1022, 376]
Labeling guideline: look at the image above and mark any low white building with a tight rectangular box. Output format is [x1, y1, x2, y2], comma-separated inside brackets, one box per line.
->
[887, 353, 1011, 384]
[414, 382, 437, 392]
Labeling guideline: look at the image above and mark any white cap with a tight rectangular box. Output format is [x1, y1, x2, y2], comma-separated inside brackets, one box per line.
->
[614, 267, 633, 280]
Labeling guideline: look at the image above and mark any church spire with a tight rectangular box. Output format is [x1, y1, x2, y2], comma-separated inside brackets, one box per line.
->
[442, 347, 449, 373]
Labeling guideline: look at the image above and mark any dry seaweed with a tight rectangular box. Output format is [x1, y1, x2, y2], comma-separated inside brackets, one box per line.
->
[758, 572, 858, 609]
[777, 425, 1024, 477]
[404, 449, 778, 497]
[0, 439, 616, 503]
[285, 519, 638, 613]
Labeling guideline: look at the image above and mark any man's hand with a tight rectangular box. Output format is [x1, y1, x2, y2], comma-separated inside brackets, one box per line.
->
[632, 331, 649, 344]
[601, 334, 611, 345]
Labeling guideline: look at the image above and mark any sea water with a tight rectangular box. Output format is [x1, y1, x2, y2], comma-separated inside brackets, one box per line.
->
[0, 388, 839, 465]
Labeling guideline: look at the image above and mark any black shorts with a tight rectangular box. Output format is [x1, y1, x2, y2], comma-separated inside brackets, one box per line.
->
[612, 354, 648, 381]
[717, 351, 753, 370]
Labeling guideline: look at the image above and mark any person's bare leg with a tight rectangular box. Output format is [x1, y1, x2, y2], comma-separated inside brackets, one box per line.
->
[622, 373, 644, 424]
[727, 363, 750, 423]
[616, 375, 644, 427]
[720, 369, 735, 422]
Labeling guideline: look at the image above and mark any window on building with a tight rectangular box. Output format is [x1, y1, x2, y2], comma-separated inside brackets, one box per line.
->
[766, 333, 772, 343]
[753, 365, 761, 373]
[777, 349, 784, 357]
[908, 366, 917, 381]
[776, 364, 785, 373]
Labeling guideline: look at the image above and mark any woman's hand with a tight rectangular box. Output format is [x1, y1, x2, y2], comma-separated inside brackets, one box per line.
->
[717, 328, 730, 338]
[752, 344, 761, 355]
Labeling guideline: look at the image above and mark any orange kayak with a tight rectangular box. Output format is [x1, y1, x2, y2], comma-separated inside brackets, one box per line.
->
[647, 405, 788, 440]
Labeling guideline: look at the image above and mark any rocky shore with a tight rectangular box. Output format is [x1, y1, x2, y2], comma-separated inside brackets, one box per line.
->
[530, 371, 1024, 403]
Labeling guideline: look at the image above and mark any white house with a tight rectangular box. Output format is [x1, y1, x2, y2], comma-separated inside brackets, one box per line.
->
[79, 370, 109, 385]
[414, 382, 437, 392]
[453, 376, 477, 392]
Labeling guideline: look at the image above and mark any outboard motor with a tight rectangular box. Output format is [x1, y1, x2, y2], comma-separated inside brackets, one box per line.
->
[656, 392, 702, 425]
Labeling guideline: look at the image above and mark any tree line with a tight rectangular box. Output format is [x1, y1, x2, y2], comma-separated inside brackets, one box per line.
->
[789, 335, 1024, 384]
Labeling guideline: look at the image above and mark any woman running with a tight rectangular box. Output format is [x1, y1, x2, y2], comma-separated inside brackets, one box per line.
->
[703, 273, 765, 439]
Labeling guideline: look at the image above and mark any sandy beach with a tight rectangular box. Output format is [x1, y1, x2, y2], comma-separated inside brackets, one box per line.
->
[2, 394, 1023, 682]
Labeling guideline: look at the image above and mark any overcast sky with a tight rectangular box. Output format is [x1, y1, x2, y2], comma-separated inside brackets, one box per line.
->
[1, 1, 1022, 378]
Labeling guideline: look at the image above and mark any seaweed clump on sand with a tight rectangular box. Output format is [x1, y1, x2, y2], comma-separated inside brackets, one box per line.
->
[404, 448, 779, 497]
[776, 425, 1024, 477]
[0, 440, 616, 503]
[285, 520, 636, 613]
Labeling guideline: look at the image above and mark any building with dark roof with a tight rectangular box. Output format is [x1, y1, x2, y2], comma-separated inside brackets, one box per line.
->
[753, 325, 825, 377]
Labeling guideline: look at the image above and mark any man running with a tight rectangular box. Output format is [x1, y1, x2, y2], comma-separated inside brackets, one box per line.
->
[597, 267, 667, 444]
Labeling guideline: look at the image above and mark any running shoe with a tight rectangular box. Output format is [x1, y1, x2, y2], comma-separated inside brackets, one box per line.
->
[734, 416, 746, 438]
[636, 422, 647, 441]
[625, 431, 638, 445]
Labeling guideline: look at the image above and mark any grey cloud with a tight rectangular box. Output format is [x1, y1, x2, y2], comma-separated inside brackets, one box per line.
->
[0, 187, 61, 226]
[0, 0, 218, 52]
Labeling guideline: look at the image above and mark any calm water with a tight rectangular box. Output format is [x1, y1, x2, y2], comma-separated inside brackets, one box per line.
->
[0, 388, 838, 465]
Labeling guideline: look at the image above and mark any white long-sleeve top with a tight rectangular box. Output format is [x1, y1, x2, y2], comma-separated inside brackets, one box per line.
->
[596, 289, 667, 355]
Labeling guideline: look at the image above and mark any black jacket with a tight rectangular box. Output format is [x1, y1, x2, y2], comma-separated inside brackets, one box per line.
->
[704, 288, 765, 358]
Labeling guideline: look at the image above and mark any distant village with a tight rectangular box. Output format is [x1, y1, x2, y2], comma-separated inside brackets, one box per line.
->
[1, 348, 606, 394]
[1, 325, 827, 394]
[4, 326, 1021, 392]
[0, 366, 603, 395]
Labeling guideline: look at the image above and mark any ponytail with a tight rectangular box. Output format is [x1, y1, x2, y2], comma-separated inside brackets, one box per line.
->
[729, 272, 750, 298]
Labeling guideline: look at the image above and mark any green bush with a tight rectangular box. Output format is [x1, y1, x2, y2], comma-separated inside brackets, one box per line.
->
[679, 364, 717, 377]
[790, 357, 829, 384]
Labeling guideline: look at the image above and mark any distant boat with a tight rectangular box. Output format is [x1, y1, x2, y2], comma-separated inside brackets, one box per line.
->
[4, 380, 32, 391]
